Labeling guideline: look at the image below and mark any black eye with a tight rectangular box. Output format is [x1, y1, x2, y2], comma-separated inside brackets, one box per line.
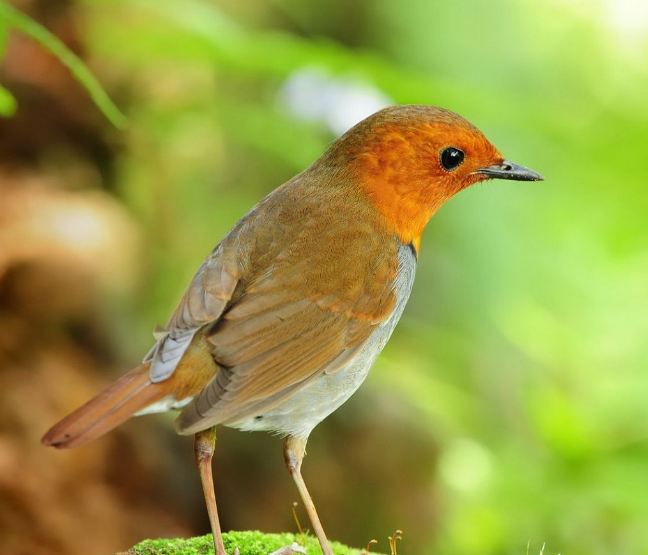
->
[440, 147, 465, 171]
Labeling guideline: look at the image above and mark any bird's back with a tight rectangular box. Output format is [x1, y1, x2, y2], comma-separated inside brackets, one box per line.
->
[173, 170, 411, 434]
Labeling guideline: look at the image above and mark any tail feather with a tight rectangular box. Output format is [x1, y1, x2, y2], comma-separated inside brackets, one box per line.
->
[42, 362, 166, 449]
[43, 335, 219, 449]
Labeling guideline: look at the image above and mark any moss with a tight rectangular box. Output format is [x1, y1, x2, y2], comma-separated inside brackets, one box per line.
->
[122, 530, 378, 555]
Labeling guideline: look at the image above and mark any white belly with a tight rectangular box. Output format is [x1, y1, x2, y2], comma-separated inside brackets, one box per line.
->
[231, 243, 417, 439]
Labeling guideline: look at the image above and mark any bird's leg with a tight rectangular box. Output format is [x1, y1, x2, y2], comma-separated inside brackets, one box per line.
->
[284, 435, 335, 555]
[195, 427, 227, 555]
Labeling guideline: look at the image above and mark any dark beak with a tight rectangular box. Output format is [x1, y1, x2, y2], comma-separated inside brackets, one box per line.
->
[476, 160, 544, 182]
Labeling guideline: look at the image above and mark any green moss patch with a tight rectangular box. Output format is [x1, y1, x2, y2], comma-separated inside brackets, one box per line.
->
[123, 530, 376, 555]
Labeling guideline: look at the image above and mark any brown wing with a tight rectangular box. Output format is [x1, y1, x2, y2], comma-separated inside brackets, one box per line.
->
[174, 182, 400, 434]
[146, 239, 242, 382]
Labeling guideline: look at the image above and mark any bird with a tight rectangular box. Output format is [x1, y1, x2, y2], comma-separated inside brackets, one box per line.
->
[42, 105, 543, 555]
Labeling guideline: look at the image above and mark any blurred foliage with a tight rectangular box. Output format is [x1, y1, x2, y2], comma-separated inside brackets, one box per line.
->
[0, 0, 126, 124]
[2, 0, 648, 554]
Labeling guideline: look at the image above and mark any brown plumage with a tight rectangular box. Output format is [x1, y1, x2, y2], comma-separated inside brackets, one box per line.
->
[43, 105, 543, 555]
[42, 330, 218, 447]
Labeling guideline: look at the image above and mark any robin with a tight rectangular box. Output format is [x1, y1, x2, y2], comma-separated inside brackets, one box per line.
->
[43, 105, 543, 555]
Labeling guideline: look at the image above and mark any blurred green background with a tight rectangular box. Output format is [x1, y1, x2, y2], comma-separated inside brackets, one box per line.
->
[1, 0, 647, 554]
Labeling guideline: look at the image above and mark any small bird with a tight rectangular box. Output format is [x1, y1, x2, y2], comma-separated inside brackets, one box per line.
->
[43, 105, 542, 555]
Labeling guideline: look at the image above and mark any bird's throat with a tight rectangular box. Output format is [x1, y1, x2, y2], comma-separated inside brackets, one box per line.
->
[355, 173, 446, 256]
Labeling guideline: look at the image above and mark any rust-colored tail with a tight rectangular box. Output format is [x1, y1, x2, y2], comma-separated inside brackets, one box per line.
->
[43, 335, 219, 449]
[42, 362, 167, 449]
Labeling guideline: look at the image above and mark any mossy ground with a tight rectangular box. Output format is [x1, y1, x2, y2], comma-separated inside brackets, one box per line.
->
[122, 530, 376, 555]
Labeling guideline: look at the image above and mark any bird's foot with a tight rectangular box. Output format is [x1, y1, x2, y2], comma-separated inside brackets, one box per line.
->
[267, 542, 307, 555]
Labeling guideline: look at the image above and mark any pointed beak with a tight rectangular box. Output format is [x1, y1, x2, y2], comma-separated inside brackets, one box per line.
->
[476, 160, 544, 182]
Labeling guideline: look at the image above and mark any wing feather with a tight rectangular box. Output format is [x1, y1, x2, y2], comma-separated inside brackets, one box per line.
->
[142, 180, 404, 429]
[176, 246, 399, 433]
[146, 245, 241, 382]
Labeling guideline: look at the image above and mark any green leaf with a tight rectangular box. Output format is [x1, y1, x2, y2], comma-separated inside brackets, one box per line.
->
[0, 83, 17, 116]
[0, 1, 127, 128]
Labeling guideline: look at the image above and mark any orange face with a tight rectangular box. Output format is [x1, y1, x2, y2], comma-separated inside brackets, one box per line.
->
[327, 105, 542, 252]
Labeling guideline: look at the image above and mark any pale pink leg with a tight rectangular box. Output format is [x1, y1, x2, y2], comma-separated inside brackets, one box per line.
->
[284, 436, 335, 555]
[195, 427, 227, 555]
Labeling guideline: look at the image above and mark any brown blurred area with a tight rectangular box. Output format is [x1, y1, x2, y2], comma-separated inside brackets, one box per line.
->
[0, 2, 439, 554]
[0, 2, 193, 553]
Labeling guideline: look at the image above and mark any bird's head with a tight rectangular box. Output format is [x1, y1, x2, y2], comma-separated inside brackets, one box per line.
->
[323, 105, 543, 253]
